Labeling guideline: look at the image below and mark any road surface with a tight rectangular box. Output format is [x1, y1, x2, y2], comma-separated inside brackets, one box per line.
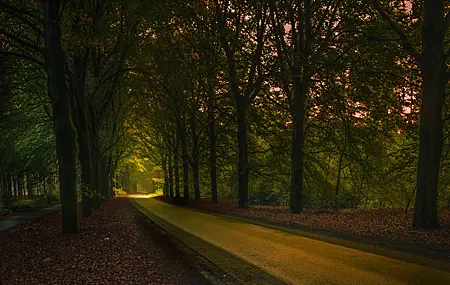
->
[0, 204, 61, 231]
[133, 196, 450, 285]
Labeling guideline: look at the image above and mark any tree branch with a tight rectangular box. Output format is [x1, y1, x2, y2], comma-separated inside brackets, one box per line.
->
[370, 0, 421, 62]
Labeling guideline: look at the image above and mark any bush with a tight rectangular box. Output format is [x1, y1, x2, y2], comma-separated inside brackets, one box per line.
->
[113, 187, 127, 196]
[46, 192, 60, 203]
[10, 200, 34, 211]
[33, 197, 50, 208]
[0, 202, 11, 215]
[1, 195, 13, 207]
[326, 192, 360, 210]
[249, 184, 285, 205]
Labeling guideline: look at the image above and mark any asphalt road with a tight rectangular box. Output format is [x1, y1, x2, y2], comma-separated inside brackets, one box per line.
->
[0, 204, 61, 231]
[133, 197, 450, 285]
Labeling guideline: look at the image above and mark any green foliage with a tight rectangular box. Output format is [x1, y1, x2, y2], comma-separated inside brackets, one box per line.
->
[10, 200, 34, 211]
[321, 192, 361, 211]
[8, 197, 55, 212]
[0, 202, 11, 215]
[46, 192, 60, 204]
[113, 187, 127, 196]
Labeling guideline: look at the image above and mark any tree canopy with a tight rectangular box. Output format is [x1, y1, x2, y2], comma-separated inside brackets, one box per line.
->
[1, 0, 449, 232]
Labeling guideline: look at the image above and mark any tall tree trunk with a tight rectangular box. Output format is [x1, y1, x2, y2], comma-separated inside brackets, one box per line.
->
[20, 175, 25, 199]
[101, 161, 110, 200]
[174, 134, 181, 199]
[7, 173, 12, 198]
[168, 147, 174, 197]
[413, 0, 446, 229]
[13, 175, 17, 199]
[191, 113, 200, 201]
[181, 128, 189, 201]
[71, 53, 94, 217]
[413, 71, 445, 229]
[27, 176, 33, 199]
[95, 154, 106, 208]
[290, 77, 307, 213]
[237, 97, 249, 208]
[162, 153, 169, 196]
[44, 0, 79, 234]
[208, 96, 218, 204]
[17, 175, 23, 199]
[335, 132, 347, 196]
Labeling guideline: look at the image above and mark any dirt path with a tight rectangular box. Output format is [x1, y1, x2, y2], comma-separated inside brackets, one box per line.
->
[0, 198, 210, 285]
[134, 197, 450, 285]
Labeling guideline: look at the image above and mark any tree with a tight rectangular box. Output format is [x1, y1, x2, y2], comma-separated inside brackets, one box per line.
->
[43, 0, 79, 234]
[215, 0, 273, 208]
[370, 0, 450, 229]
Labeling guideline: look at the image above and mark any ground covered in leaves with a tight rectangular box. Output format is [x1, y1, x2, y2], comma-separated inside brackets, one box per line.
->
[158, 197, 450, 250]
[0, 198, 210, 285]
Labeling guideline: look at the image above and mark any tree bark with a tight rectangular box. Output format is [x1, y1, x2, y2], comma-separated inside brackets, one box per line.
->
[290, 89, 306, 213]
[13, 175, 17, 199]
[335, 131, 347, 196]
[43, 0, 79, 234]
[7, 173, 12, 198]
[191, 112, 200, 201]
[237, 97, 249, 208]
[27, 176, 32, 199]
[412, 0, 446, 229]
[208, 96, 218, 204]
[174, 135, 180, 199]
[168, 147, 174, 197]
[162, 153, 169, 196]
[181, 126, 190, 201]
[71, 53, 94, 217]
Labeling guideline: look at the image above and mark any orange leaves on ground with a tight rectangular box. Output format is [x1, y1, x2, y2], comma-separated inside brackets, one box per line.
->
[0, 198, 208, 285]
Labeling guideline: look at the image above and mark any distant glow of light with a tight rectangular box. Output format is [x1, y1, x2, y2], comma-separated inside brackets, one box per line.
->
[128, 193, 162, 199]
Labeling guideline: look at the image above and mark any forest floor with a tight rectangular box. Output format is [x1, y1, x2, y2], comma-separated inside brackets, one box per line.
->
[0, 198, 210, 285]
[156, 197, 450, 260]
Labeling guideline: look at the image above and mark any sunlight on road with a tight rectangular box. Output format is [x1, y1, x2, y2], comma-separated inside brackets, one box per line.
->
[134, 198, 450, 285]
[127, 193, 162, 199]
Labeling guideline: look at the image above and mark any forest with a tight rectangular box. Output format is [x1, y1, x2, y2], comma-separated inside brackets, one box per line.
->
[1, 0, 450, 237]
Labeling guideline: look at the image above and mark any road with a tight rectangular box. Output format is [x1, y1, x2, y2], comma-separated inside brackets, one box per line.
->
[0, 204, 61, 231]
[133, 197, 450, 285]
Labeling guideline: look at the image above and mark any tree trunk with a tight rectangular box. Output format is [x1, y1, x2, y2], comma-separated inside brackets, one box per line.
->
[181, 132, 189, 201]
[21, 176, 25, 199]
[335, 132, 347, 196]
[237, 97, 249, 208]
[27, 176, 33, 199]
[412, 0, 446, 229]
[95, 154, 106, 208]
[168, 147, 174, 197]
[191, 113, 200, 201]
[44, 0, 79, 234]
[162, 153, 169, 196]
[71, 52, 94, 217]
[174, 134, 181, 199]
[7, 173, 12, 198]
[290, 77, 307, 213]
[17, 175, 23, 199]
[208, 96, 218, 204]
[413, 75, 445, 229]
[13, 175, 17, 199]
